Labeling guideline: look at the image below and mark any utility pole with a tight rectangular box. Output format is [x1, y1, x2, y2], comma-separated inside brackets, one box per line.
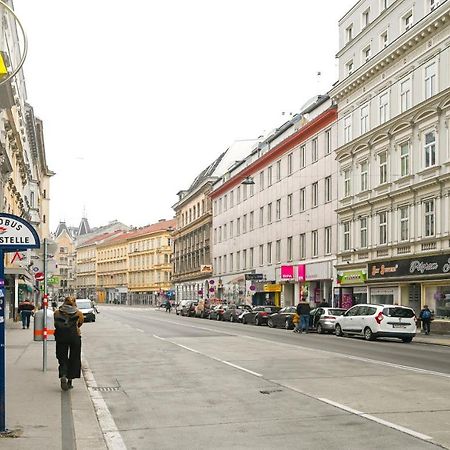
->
[42, 238, 48, 372]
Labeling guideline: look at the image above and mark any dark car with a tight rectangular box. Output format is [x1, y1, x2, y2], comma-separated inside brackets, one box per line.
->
[267, 306, 297, 329]
[180, 301, 197, 317]
[222, 304, 253, 322]
[209, 304, 228, 320]
[310, 307, 346, 333]
[242, 306, 281, 326]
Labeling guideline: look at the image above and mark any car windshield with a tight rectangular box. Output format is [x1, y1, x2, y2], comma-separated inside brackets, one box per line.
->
[328, 309, 346, 316]
[383, 307, 415, 318]
[76, 301, 91, 309]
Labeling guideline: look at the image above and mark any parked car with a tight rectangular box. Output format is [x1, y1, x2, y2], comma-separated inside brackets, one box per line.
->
[222, 304, 253, 322]
[180, 301, 197, 317]
[75, 299, 96, 323]
[209, 304, 228, 321]
[310, 307, 346, 334]
[195, 299, 214, 318]
[175, 300, 189, 315]
[335, 304, 416, 342]
[242, 306, 281, 326]
[267, 306, 297, 329]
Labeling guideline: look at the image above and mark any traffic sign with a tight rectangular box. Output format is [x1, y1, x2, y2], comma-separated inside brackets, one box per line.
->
[34, 272, 45, 281]
[245, 273, 265, 281]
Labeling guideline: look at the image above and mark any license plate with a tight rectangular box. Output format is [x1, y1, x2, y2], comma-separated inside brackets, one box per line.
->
[393, 324, 406, 328]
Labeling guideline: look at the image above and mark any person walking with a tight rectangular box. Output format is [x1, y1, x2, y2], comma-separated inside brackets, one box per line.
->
[165, 300, 172, 313]
[298, 297, 311, 333]
[419, 305, 432, 335]
[18, 298, 35, 329]
[54, 297, 84, 391]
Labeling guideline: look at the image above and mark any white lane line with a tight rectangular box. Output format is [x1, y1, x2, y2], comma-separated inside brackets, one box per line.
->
[319, 398, 433, 442]
[82, 357, 127, 450]
[243, 334, 450, 380]
[136, 329, 144, 333]
[153, 335, 262, 377]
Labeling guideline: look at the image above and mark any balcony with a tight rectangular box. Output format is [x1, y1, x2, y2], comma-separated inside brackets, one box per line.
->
[397, 245, 411, 255]
[421, 242, 437, 251]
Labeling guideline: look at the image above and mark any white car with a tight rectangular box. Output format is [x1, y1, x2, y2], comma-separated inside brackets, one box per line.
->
[76, 299, 96, 323]
[335, 304, 416, 343]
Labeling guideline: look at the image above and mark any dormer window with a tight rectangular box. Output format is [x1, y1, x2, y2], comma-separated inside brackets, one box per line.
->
[347, 60, 354, 76]
[362, 9, 370, 28]
[404, 11, 413, 31]
[363, 45, 371, 62]
[381, 30, 389, 48]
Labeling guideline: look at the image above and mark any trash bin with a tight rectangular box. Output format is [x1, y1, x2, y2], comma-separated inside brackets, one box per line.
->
[33, 309, 55, 341]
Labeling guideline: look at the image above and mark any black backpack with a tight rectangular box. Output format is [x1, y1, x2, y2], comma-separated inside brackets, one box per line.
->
[54, 313, 79, 341]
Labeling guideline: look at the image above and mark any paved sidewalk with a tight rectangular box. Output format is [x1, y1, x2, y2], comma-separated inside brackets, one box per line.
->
[3, 320, 107, 449]
[414, 332, 450, 347]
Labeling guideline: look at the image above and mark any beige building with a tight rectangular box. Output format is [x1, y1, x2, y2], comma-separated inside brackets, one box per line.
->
[52, 222, 76, 298]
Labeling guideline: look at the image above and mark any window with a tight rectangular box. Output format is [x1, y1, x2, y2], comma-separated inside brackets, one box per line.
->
[259, 206, 264, 227]
[379, 151, 387, 184]
[325, 129, 332, 154]
[275, 240, 281, 263]
[236, 218, 240, 236]
[287, 194, 293, 216]
[424, 199, 435, 237]
[223, 223, 227, 240]
[230, 190, 234, 207]
[381, 30, 388, 48]
[242, 249, 247, 269]
[325, 226, 332, 255]
[236, 251, 240, 271]
[249, 247, 254, 268]
[287, 237, 293, 261]
[242, 184, 247, 201]
[299, 233, 306, 259]
[249, 211, 254, 230]
[250, 182, 254, 197]
[230, 220, 234, 238]
[312, 230, 318, 257]
[312, 182, 318, 207]
[344, 169, 351, 197]
[424, 131, 436, 168]
[360, 217, 368, 248]
[344, 115, 352, 144]
[363, 45, 371, 62]
[360, 105, 369, 134]
[404, 11, 413, 31]
[259, 245, 264, 266]
[379, 211, 387, 245]
[379, 92, 389, 124]
[400, 206, 409, 241]
[300, 145, 306, 168]
[237, 186, 241, 203]
[267, 242, 272, 264]
[362, 8, 370, 27]
[343, 222, 351, 251]
[276, 160, 281, 181]
[300, 188, 306, 211]
[312, 138, 318, 162]
[229, 253, 234, 272]
[347, 60, 354, 76]
[400, 78, 411, 112]
[259, 171, 264, 191]
[425, 63, 436, 99]
[346, 24, 353, 43]
[400, 142, 409, 176]
[223, 255, 227, 273]
[381, 0, 388, 11]
[276, 199, 281, 220]
[325, 176, 332, 202]
[218, 226, 222, 242]
[242, 214, 247, 233]
[431, 0, 440, 11]
[287, 153, 293, 175]
[223, 195, 227, 211]
[268, 166, 273, 186]
[267, 202, 272, 223]
[360, 161, 368, 192]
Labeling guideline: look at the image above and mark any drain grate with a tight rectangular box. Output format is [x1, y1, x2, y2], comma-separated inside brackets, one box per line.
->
[92, 386, 120, 392]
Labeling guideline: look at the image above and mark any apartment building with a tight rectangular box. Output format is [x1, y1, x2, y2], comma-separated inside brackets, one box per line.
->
[211, 97, 338, 307]
[332, 0, 450, 326]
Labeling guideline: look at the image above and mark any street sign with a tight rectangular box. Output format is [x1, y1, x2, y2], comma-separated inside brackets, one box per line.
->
[245, 273, 264, 281]
[34, 272, 45, 281]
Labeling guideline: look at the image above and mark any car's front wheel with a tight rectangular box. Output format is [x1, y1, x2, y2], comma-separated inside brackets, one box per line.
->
[255, 316, 261, 326]
[364, 327, 374, 341]
[285, 319, 291, 330]
[230, 315, 234, 323]
[267, 318, 274, 328]
[335, 324, 343, 337]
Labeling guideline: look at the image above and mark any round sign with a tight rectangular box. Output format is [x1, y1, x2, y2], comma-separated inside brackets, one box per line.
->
[249, 285, 256, 291]
[209, 287, 215, 293]
[34, 272, 45, 281]
[209, 280, 215, 285]
[198, 290, 203, 295]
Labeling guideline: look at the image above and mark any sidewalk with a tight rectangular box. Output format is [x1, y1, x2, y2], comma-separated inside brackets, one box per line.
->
[414, 332, 450, 347]
[3, 320, 107, 449]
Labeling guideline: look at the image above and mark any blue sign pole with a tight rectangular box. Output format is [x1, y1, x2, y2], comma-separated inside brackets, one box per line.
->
[0, 249, 5, 432]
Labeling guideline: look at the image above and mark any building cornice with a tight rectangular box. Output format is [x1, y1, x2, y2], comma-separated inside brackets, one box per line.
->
[210, 107, 337, 200]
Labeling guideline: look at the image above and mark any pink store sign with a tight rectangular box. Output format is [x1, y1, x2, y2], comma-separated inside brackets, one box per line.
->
[298, 264, 306, 281]
[280, 265, 294, 279]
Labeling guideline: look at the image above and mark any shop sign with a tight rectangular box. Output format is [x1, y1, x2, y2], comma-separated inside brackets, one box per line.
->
[298, 264, 306, 281]
[280, 265, 294, 279]
[0, 214, 40, 249]
[368, 254, 450, 279]
[263, 284, 282, 293]
[338, 270, 366, 285]
[371, 287, 396, 296]
[353, 287, 367, 294]
[306, 261, 330, 281]
[200, 265, 213, 273]
[245, 273, 264, 281]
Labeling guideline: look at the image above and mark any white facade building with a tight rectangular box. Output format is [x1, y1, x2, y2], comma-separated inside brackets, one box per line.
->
[211, 97, 338, 307]
[332, 0, 450, 327]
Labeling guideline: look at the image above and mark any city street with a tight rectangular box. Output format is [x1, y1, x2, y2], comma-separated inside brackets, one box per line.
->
[80, 305, 450, 450]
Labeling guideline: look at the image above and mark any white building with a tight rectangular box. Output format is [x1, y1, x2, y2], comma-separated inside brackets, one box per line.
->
[332, 0, 450, 328]
[210, 97, 338, 307]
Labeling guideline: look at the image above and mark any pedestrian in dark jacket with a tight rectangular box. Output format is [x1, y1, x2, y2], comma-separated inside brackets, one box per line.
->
[54, 297, 84, 391]
[18, 299, 35, 329]
[419, 305, 432, 335]
[295, 298, 311, 333]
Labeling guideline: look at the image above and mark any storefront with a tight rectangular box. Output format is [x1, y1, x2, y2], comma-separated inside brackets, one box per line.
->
[304, 260, 334, 306]
[335, 269, 367, 309]
[278, 265, 298, 306]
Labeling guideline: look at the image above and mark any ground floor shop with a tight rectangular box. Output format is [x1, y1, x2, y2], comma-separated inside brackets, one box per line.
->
[4, 268, 39, 320]
[175, 278, 210, 303]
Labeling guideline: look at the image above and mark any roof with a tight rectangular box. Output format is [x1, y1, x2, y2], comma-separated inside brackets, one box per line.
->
[77, 230, 125, 248]
[126, 219, 176, 241]
[78, 217, 91, 236]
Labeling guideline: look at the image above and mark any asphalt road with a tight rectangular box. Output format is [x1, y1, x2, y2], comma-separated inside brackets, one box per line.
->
[81, 306, 450, 450]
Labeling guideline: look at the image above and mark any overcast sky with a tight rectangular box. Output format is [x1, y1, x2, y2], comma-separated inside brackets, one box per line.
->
[15, 0, 355, 231]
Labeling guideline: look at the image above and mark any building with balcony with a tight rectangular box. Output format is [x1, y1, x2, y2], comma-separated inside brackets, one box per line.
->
[332, 0, 450, 326]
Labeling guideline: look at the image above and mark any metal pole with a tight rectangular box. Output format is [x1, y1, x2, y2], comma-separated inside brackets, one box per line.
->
[0, 249, 6, 431]
[42, 239, 48, 372]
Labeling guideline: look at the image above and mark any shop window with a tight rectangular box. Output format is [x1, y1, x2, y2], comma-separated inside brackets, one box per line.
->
[424, 286, 450, 318]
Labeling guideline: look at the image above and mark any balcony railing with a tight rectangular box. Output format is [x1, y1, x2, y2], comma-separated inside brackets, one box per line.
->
[421, 242, 437, 251]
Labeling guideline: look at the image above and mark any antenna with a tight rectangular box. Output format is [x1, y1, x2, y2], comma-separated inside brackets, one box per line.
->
[82, 205, 87, 219]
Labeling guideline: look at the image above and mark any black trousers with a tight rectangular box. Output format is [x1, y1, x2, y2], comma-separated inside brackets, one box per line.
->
[422, 319, 431, 334]
[55, 336, 82, 379]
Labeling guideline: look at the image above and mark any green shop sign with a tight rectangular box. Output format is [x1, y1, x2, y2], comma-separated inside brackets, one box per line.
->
[338, 270, 366, 285]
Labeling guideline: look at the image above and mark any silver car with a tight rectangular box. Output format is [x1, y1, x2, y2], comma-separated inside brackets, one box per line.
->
[310, 307, 346, 334]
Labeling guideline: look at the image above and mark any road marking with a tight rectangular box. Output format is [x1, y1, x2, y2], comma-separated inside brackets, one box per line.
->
[153, 335, 262, 377]
[82, 357, 127, 450]
[136, 328, 144, 333]
[319, 398, 433, 442]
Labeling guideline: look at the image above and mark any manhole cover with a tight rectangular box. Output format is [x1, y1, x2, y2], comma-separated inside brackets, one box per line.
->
[92, 386, 120, 392]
